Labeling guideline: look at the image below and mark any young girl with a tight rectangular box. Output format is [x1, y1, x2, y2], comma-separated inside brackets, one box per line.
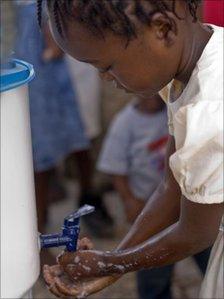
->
[40, 1, 223, 298]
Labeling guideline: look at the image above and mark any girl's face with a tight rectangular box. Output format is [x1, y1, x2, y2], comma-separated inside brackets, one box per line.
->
[49, 15, 182, 98]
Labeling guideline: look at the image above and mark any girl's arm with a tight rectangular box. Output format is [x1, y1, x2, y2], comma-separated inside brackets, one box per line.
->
[117, 135, 181, 250]
[100, 197, 222, 275]
[58, 136, 183, 272]
[58, 193, 222, 280]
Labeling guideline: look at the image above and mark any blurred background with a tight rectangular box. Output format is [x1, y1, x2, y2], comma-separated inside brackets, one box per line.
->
[1, 0, 223, 298]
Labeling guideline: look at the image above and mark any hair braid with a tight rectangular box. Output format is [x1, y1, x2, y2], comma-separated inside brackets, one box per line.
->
[187, 0, 200, 21]
[37, 0, 202, 38]
[37, 0, 43, 27]
[53, 0, 63, 35]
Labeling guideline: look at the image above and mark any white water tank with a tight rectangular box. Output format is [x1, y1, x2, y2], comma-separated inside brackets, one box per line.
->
[1, 60, 40, 298]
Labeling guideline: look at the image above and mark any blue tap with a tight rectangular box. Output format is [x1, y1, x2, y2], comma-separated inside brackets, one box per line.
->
[40, 205, 95, 252]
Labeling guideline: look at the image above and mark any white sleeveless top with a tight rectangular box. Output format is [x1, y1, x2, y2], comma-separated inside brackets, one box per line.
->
[160, 24, 223, 298]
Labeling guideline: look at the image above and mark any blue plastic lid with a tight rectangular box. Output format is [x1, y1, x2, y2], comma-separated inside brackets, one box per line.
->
[0, 59, 35, 92]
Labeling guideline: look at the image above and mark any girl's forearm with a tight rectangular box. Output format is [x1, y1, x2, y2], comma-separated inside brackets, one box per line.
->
[104, 222, 182, 274]
[101, 197, 223, 276]
[103, 221, 208, 275]
[116, 180, 181, 250]
[116, 136, 181, 251]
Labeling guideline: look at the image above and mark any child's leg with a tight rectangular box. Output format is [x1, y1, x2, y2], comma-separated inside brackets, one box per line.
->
[48, 168, 67, 203]
[34, 169, 56, 267]
[193, 247, 212, 275]
[34, 169, 53, 232]
[71, 149, 114, 237]
[72, 149, 93, 194]
[136, 265, 174, 299]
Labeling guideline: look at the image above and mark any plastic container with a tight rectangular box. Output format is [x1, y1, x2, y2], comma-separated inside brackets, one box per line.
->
[1, 59, 40, 298]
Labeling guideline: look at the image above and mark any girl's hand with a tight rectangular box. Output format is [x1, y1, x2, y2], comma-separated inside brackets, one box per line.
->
[43, 265, 120, 298]
[43, 238, 120, 298]
[43, 237, 121, 298]
[77, 237, 94, 250]
[57, 250, 108, 281]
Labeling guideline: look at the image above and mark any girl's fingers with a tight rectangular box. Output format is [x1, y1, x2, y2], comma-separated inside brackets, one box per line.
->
[43, 264, 120, 298]
[54, 276, 81, 297]
[53, 274, 110, 298]
[48, 283, 64, 298]
[78, 237, 94, 250]
[49, 265, 64, 276]
[57, 276, 119, 298]
[43, 265, 64, 297]
[83, 276, 119, 295]
[43, 265, 54, 287]
[44, 264, 84, 298]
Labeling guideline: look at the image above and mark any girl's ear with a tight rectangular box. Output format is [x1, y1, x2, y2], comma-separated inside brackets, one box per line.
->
[150, 12, 177, 46]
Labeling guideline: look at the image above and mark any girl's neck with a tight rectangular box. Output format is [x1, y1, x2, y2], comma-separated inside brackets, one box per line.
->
[175, 23, 213, 84]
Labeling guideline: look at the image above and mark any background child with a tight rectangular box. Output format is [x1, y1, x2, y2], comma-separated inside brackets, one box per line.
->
[15, 1, 113, 242]
[98, 94, 211, 299]
[98, 95, 167, 223]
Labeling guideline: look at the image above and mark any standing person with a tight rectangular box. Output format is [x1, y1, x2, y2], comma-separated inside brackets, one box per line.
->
[66, 56, 102, 141]
[98, 94, 211, 299]
[39, 1, 223, 298]
[98, 95, 168, 224]
[15, 1, 113, 241]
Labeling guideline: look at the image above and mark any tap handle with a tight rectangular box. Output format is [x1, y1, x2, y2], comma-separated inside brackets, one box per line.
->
[65, 205, 95, 223]
[40, 205, 95, 251]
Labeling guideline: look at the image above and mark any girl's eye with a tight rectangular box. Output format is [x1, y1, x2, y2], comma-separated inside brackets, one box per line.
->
[99, 65, 112, 74]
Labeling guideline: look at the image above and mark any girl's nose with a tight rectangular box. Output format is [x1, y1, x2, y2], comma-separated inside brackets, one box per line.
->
[99, 72, 114, 82]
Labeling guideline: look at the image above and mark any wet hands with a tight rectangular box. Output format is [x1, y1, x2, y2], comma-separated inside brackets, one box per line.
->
[77, 238, 94, 251]
[43, 238, 119, 298]
[58, 249, 108, 280]
[43, 264, 119, 298]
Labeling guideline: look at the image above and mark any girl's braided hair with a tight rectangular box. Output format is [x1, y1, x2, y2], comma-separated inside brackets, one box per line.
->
[37, 0, 201, 38]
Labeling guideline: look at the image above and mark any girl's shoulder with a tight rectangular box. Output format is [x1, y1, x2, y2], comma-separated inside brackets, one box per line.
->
[169, 25, 223, 114]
